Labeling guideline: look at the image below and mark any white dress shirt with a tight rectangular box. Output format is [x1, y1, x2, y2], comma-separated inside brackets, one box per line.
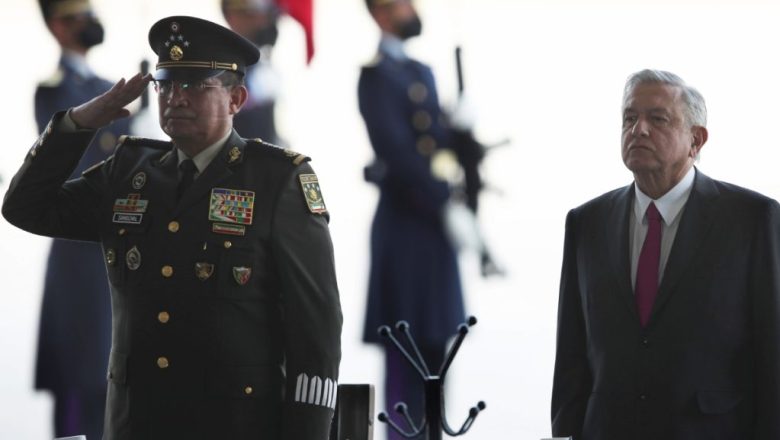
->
[629, 166, 696, 289]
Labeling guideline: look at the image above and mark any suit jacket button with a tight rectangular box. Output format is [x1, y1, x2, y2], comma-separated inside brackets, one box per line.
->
[642, 337, 649, 347]
[157, 356, 169, 369]
[161, 265, 174, 277]
[168, 221, 180, 233]
[639, 394, 647, 401]
[158, 311, 170, 323]
[244, 386, 253, 395]
[223, 241, 232, 249]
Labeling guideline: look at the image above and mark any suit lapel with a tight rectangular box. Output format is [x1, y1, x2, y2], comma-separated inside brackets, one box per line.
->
[607, 184, 638, 319]
[174, 130, 247, 217]
[648, 169, 720, 327]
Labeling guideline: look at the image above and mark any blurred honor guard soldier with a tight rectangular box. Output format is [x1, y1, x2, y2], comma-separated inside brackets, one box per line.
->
[551, 70, 780, 439]
[34, 1, 132, 438]
[4, 15, 341, 440]
[358, 0, 465, 437]
[222, 0, 284, 144]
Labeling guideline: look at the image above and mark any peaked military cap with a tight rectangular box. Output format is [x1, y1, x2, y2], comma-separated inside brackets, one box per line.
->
[39, 0, 93, 20]
[148, 15, 260, 81]
[222, 0, 276, 12]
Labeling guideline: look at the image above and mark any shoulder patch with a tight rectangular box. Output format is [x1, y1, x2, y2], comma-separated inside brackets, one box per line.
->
[246, 138, 311, 165]
[120, 136, 173, 150]
[38, 67, 65, 88]
[299, 174, 327, 214]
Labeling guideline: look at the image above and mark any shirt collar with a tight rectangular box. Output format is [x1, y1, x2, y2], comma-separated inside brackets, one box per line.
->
[379, 33, 407, 61]
[176, 129, 232, 174]
[634, 166, 696, 225]
[60, 50, 94, 79]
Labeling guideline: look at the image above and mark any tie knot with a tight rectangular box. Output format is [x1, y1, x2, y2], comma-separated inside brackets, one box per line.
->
[646, 202, 661, 222]
[179, 159, 198, 174]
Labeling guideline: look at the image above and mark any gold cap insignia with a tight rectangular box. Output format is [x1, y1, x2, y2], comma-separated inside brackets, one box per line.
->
[170, 45, 184, 61]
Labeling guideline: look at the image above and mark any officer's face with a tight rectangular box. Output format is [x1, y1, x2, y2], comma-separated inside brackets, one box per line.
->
[157, 75, 247, 150]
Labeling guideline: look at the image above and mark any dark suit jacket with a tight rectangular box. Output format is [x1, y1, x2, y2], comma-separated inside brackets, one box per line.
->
[552, 169, 780, 440]
[3, 113, 342, 440]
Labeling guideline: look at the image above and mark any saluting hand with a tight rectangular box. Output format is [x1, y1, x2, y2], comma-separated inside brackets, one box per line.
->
[70, 73, 153, 130]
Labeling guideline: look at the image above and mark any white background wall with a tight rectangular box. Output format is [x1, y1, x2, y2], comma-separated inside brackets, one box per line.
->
[1, 0, 779, 438]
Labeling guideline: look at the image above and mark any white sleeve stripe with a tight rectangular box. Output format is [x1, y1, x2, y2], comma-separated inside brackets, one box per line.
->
[330, 380, 338, 409]
[295, 373, 304, 402]
[300, 374, 309, 403]
[309, 376, 322, 404]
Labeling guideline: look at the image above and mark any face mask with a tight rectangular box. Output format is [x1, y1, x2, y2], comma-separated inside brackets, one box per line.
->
[397, 14, 422, 40]
[77, 17, 104, 49]
[250, 24, 279, 48]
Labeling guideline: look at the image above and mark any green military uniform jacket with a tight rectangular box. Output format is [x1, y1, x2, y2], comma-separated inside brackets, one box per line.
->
[3, 111, 342, 440]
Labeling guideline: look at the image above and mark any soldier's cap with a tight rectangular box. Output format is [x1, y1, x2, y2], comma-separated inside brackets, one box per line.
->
[148, 15, 260, 81]
[39, 0, 93, 20]
[222, 0, 276, 12]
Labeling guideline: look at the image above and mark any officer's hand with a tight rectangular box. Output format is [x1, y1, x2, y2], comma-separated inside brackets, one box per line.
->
[71, 73, 152, 129]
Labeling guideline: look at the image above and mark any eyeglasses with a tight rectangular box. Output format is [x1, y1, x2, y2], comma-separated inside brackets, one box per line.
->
[152, 79, 225, 96]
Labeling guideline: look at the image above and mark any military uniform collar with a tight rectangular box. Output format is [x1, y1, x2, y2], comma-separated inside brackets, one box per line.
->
[60, 50, 94, 80]
[379, 33, 407, 62]
[176, 129, 232, 174]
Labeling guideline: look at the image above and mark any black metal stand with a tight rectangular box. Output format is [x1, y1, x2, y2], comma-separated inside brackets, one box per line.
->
[377, 317, 486, 439]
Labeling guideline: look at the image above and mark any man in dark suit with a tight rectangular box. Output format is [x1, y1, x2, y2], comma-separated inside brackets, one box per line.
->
[34, 1, 131, 438]
[4, 15, 341, 440]
[551, 69, 780, 439]
[358, 0, 465, 437]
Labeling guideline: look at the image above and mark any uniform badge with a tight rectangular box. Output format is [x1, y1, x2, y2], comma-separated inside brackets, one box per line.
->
[228, 146, 241, 163]
[126, 246, 141, 271]
[105, 248, 116, 266]
[170, 45, 184, 61]
[299, 174, 327, 214]
[233, 267, 252, 285]
[212, 223, 246, 236]
[132, 172, 147, 190]
[195, 262, 215, 281]
[114, 194, 148, 213]
[209, 188, 255, 225]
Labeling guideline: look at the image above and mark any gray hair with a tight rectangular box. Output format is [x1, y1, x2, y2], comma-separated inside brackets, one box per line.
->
[623, 69, 707, 128]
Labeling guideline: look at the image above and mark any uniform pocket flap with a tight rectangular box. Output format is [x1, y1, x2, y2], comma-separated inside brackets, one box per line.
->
[697, 389, 743, 414]
[206, 365, 276, 399]
[107, 351, 128, 385]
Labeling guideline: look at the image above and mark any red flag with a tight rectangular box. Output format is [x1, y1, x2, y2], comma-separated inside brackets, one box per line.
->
[276, 0, 314, 64]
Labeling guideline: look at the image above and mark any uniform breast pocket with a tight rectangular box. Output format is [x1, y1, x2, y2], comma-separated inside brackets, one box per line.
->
[218, 245, 271, 300]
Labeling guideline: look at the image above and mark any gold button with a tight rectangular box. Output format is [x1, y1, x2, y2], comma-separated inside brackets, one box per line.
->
[161, 265, 174, 277]
[416, 135, 437, 156]
[158, 311, 170, 323]
[408, 82, 428, 103]
[168, 221, 180, 233]
[157, 356, 169, 369]
[244, 386, 253, 395]
[412, 110, 432, 131]
[224, 241, 232, 249]
[105, 249, 116, 266]
[118, 228, 127, 236]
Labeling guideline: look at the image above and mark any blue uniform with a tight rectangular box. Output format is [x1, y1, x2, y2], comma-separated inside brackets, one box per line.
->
[33, 54, 131, 439]
[358, 37, 465, 436]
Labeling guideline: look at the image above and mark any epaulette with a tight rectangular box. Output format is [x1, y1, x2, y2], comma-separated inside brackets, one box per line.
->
[38, 67, 65, 88]
[117, 135, 173, 150]
[82, 155, 114, 177]
[246, 138, 310, 165]
[362, 52, 384, 68]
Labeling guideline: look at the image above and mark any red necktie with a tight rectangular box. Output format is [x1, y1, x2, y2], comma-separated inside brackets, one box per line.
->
[636, 202, 662, 327]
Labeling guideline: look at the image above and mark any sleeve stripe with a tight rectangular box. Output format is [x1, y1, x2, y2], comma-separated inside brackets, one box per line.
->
[293, 373, 337, 409]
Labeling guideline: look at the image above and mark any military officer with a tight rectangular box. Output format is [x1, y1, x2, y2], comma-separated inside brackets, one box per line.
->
[221, 0, 285, 145]
[4, 15, 341, 440]
[34, 1, 132, 438]
[358, 0, 465, 437]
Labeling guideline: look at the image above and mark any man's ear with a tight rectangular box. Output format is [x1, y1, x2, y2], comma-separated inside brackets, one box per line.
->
[229, 85, 248, 115]
[690, 125, 708, 158]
